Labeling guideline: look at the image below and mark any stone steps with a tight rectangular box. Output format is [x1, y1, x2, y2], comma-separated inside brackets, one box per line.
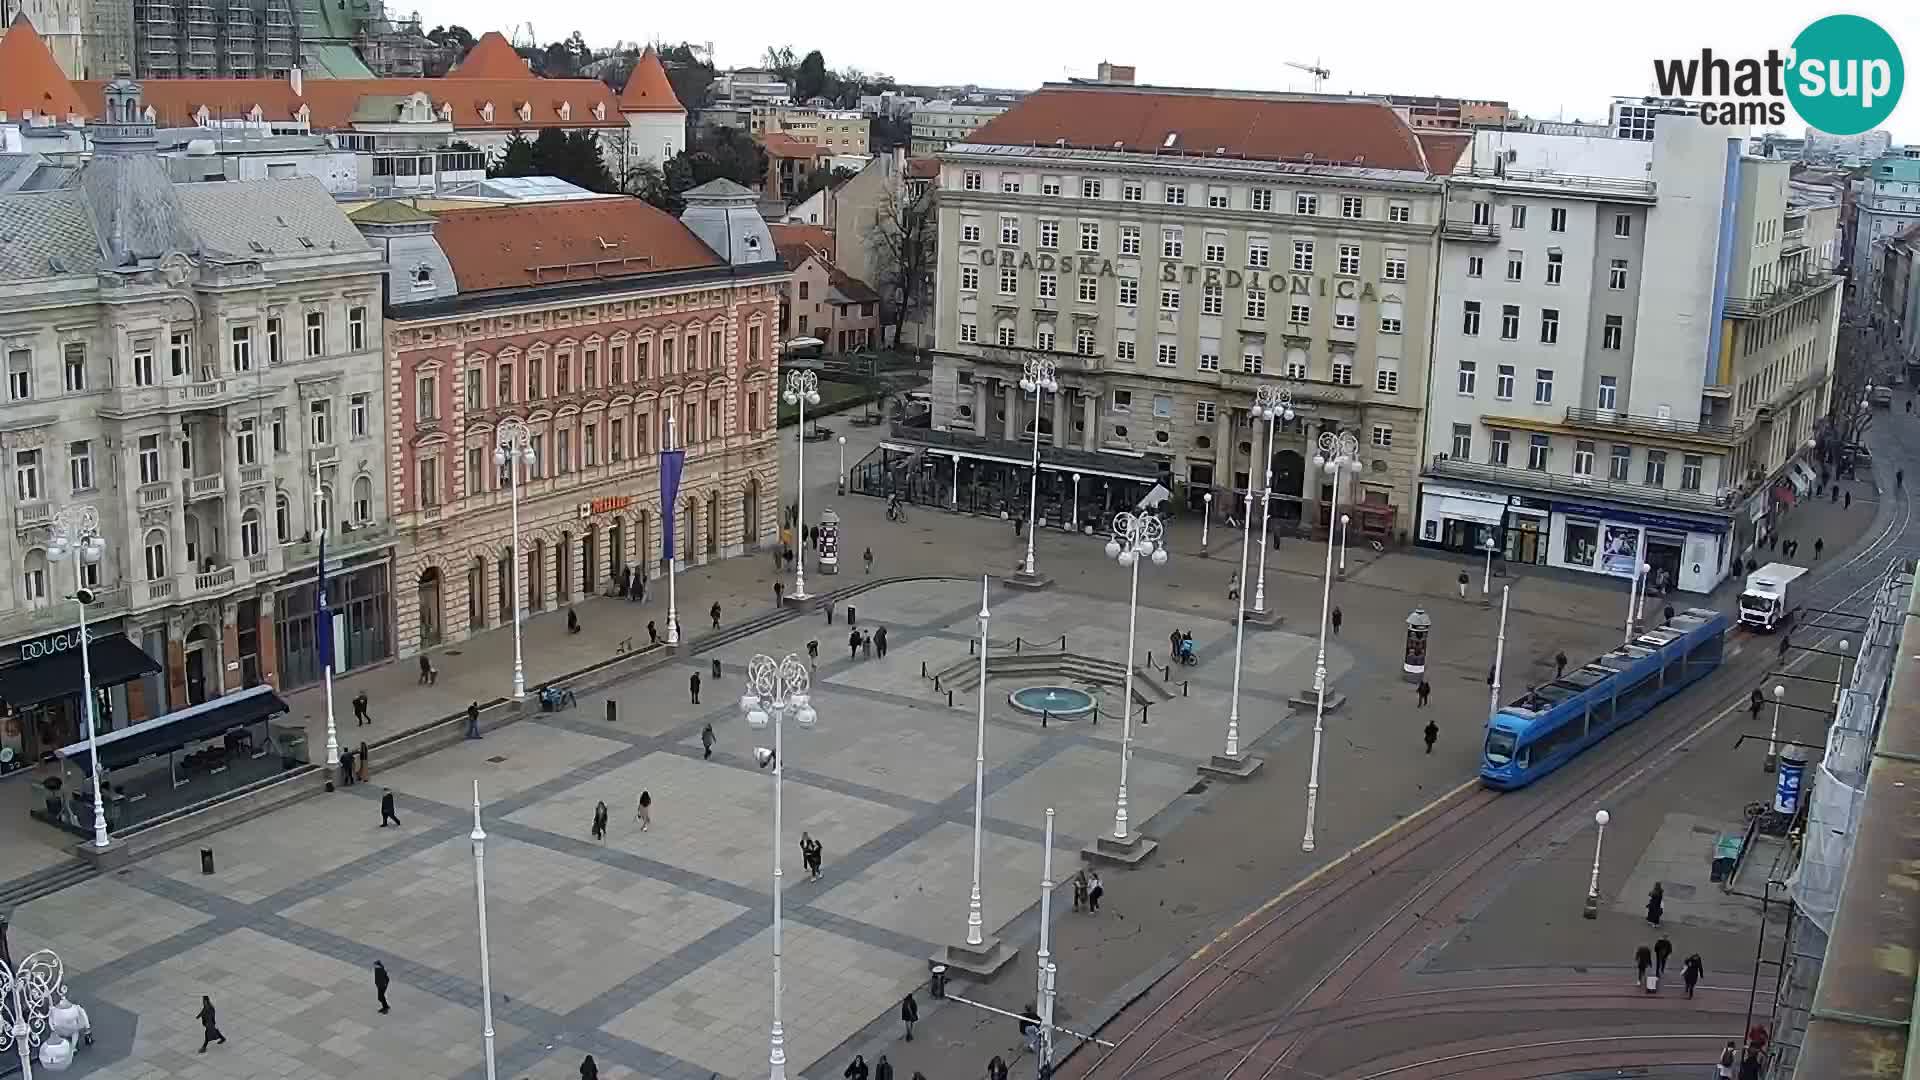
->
[930, 650, 1174, 705]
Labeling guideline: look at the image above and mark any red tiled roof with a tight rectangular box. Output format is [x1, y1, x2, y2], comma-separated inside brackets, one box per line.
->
[72, 74, 619, 131]
[449, 32, 532, 79]
[965, 86, 1428, 172]
[905, 158, 940, 180]
[429, 197, 722, 293]
[618, 46, 683, 114]
[0, 15, 89, 121]
[769, 223, 832, 257]
[829, 267, 880, 305]
[1416, 131, 1471, 174]
[762, 132, 830, 159]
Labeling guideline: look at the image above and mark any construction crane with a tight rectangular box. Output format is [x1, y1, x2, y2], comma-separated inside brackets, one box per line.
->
[1286, 60, 1331, 92]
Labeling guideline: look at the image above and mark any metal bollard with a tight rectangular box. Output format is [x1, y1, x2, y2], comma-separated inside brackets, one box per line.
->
[921, 661, 929, 678]
[1042, 709, 1049, 728]
[1182, 680, 1189, 697]
[1163, 665, 1171, 681]
[934, 675, 942, 692]
[607, 700, 617, 723]
[1141, 702, 1150, 726]
[947, 690, 954, 707]
[200, 848, 215, 875]
[1015, 638, 1023, 653]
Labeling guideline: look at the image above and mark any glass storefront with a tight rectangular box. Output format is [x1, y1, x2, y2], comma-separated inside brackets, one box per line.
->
[275, 560, 393, 690]
[1562, 519, 1600, 569]
[0, 630, 155, 776]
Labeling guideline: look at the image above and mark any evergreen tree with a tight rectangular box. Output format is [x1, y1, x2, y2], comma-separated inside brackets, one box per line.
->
[489, 132, 536, 178]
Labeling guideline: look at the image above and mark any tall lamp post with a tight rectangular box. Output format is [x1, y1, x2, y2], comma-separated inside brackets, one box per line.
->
[493, 418, 536, 699]
[1338, 513, 1351, 576]
[1623, 560, 1651, 643]
[1201, 492, 1212, 549]
[1036, 807, 1057, 1076]
[47, 507, 108, 850]
[742, 654, 817, 1080]
[0, 916, 74, 1078]
[1481, 535, 1497, 596]
[1302, 430, 1361, 853]
[1766, 684, 1786, 772]
[1019, 357, 1059, 578]
[1490, 584, 1510, 719]
[1105, 512, 1167, 842]
[836, 435, 847, 495]
[1250, 388, 1297, 616]
[1583, 809, 1610, 918]
[1217, 392, 1292, 772]
[1070, 473, 1081, 534]
[469, 782, 498, 1080]
[964, 576, 990, 946]
[784, 372, 821, 602]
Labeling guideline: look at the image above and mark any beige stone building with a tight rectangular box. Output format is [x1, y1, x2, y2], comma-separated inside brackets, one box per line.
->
[360, 181, 786, 659]
[750, 104, 869, 155]
[921, 82, 1454, 541]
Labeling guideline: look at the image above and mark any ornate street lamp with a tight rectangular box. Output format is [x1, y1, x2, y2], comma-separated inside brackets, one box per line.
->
[742, 653, 817, 1080]
[1249, 387, 1296, 616]
[1019, 357, 1059, 578]
[1302, 430, 1361, 853]
[46, 507, 108, 850]
[1104, 512, 1167, 841]
[493, 418, 537, 699]
[783, 372, 821, 601]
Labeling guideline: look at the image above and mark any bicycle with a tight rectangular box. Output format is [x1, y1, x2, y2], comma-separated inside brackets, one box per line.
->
[886, 502, 910, 523]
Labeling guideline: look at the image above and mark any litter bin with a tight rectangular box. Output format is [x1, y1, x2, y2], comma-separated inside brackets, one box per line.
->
[929, 964, 948, 1000]
[847, 606, 857, 628]
[200, 848, 215, 875]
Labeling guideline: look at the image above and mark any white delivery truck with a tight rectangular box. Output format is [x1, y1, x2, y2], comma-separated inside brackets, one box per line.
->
[1738, 563, 1808, 631]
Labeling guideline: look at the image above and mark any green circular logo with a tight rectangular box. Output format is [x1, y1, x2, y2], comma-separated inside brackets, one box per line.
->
[1787, 15, 1904, 136]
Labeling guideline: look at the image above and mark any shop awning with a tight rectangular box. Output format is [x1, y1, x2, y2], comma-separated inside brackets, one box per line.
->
[1427, 495, 1506, 525]
[877, 430, 1161, 485]
[0, 634, 160, 711]
[56, 684, 289, 775]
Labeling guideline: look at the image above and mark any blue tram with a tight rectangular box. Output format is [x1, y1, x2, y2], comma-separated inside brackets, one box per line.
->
[1481, 607, 1730, 789]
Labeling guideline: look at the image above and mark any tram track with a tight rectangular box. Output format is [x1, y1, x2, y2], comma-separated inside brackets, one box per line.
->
[1073, 436, 1917, 1080]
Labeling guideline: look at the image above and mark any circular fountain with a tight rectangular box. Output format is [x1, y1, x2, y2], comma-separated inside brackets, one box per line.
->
[1008, 685, 1097, 720]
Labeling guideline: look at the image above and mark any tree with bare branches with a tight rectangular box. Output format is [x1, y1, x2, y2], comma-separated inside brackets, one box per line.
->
[1830, 304, 1891, 448]
[866, 183, 937, 350]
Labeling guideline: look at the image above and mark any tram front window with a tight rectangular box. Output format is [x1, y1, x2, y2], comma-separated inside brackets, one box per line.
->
[1485, 729, 1516, 766]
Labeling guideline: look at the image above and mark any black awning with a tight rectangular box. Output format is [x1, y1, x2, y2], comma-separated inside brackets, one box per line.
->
[0, 633, 160, 711]
[57, 684, 289, 774]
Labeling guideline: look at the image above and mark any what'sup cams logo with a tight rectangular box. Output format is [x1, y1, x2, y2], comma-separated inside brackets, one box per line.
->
[1652, 14, 1903, 135]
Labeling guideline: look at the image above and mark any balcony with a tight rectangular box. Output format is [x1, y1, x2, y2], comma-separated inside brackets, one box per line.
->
[241, 465, 267, 487]
[0, 585, 130, 639]
[1562, 407, 1739, 445]
[137, 483, 171, 508]
[1425, 454, 1732, 516]
[309, 446, 340, 469]
[279, 520, 398, 570]
[101, 377, 270, 419]
[14, 501, 50, 530]
[1724, 272, 1842, 319]
[1442, 220, 1502, 242]
[1452, 166, 1658, 202]
[1214, 372, 1361, 406]
[193, 564, 237, 592]
[184, 473, 225, 501]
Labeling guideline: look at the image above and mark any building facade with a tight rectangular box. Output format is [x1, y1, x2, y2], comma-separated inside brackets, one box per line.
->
[1386, 94, 1513, 130]
[1419, 120, 1840, 593]
[362, 182, 785, 659]
[748, 105, 869, 156]
[922, 83, 1447, 541]
[0, 76, 392, 774]
[909, 101, 1006, 156]
[1852, 152, 1920, 284]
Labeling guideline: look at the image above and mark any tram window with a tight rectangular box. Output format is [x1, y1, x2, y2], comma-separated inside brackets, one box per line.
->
[1486, 729, 1516, 765]
[1528, 718, 1583, 762]
[1516, 746, 1531, 769]
[1618, 669, 1661, 717]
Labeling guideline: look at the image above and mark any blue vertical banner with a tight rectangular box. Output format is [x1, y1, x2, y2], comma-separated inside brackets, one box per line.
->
[315, 529, 333, 671]
[1775, 756, 1807, 816]
[660, 448, 685, 562]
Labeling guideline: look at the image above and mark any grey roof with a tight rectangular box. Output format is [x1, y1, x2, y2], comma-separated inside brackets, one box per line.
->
[0, 190, 104, 277]
[0, 154, 42, 194]
[173, 178, 371, 258]
[80, 150, 200, 265]
[682, 178, 758, 201]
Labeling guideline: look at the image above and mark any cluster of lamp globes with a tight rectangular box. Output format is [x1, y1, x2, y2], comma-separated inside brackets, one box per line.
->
[9, 989, 90, 1071]
[493, 443, 536, 469]
[739, 690, 816, 770]
[785, 384, 821, 407]
[1104, 535, 1168, 567]
[47, 528, 105, 607]
[1019, 370, 1059, 395]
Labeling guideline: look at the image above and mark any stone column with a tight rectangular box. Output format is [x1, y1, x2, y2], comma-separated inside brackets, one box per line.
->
[1081, 393, 1097, 450]
[1003, 382, 1018, 442]
[1213, 407, 1233, 500]
[221, 600, 243, 693]
[974, 381, 988, 434]
[169, 435, 190, 591]
[1052, 390, 1067, 449]
[220, 420, 243, 570]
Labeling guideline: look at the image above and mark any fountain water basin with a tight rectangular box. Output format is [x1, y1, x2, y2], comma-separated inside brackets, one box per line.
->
[1008, 685, 1096, 720]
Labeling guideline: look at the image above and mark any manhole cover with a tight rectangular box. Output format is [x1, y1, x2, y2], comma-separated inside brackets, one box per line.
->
[486, 755, 508, 763]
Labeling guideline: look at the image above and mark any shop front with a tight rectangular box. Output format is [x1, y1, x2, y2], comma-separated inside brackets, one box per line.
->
[0, 628, 160, 778]
[275, 556, 393, 691]
[1415, 483, 1508, 554]
[1547, 503, 1730, 594]
[1502, 497, 1552, 567]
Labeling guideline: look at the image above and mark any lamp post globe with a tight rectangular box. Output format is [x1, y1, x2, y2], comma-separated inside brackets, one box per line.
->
[1106, 512, 1165, 841]
[1248, 386, 1295, 615]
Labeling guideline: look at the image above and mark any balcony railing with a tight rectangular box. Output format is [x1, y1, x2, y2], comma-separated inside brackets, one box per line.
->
[1455, 166, 1658, 200]
[185, 473, 225, 500]
[14, 501, 50, 530]
[193, 564, 237, 591]
[241, 465, 266, 487]
[1441, 220, 1502, 242]
[309, 446, 340, 468]
[1724, 272, 1841, 319]
[137, 483, 171, 508]
[1562, 407, 1738, 443]
[0, 585, 130, 639]
[279, 520, 397, 569]
[1426, 454, 1733, 515]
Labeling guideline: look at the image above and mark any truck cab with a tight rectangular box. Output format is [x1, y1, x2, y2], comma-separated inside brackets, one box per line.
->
[1738, 562, 1808, 632]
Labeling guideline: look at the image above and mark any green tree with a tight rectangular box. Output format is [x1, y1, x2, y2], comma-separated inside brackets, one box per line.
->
[488, 129, 617, 194]
[790, 165, 856, 206]
[795, 49, 828, 101]
[653, 127, 768, 212]
[489, 132, 536, 178]
[623, 160, 668, 204]
[762, 45, 797, 79]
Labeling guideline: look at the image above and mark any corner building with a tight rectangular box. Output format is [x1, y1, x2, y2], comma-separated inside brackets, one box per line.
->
[363, 181, 785, 658]
[926, 83, 1452, 540]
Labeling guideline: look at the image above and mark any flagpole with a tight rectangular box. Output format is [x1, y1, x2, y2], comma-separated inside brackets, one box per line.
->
[314, 459, 339, 784]
[665, 412, 680, 646]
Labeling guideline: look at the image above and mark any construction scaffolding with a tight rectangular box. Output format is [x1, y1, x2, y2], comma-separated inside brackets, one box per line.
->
[127, 0, 303, 78]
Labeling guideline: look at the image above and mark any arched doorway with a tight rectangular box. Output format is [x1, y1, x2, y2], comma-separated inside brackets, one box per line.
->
[584, 524, 600, 595]
[706, 492, 719, 555]
[1271, 449, 1306, 524]
[608, 520, 624, 584]
[637, 510, 651, 577]
[497, 547, 513, 623]
[743, 480, 760, 546]
[184, 623, 215, 705]
[468, 557, 485, 631]
[557, 532, 574, 600]
[417, 567, 443, 647]
[529, 539, 546, 609]
[683, 497, 696, 564]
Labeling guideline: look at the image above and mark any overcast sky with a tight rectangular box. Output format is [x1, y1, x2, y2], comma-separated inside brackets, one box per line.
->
[418, 0, 1920, 143]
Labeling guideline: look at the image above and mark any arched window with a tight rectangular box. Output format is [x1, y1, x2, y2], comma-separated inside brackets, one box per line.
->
[240, 508, 263, 558]
[21, 549, 47, 605]
[353, 475, 373, 523]
[144, 529, 168, 580]
[275, 492, 292, 543]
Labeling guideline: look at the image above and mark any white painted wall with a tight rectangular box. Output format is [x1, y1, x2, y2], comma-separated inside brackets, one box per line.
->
[1627, 120, 1740, 420]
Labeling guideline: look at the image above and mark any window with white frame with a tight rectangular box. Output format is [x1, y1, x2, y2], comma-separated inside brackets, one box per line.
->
[348, 305, 368, 351]
[1196, 401, 1218, 423]
[1152, 394, 1172, 418]
[1610, 444, 1631, 481]
[1388, 201, 1411, 223]
[1375, 357, 1400, 394]
[1123, 181, 1143, 202]
[1545, 250, 1564, 285]
[1120, 225, 1141, 255]
[1001, 266, 1018, 295]
[1076, 328, 1096, 355]
[963, 171, 982, 191]
[1614, 212, 1632, 237]
[1458, 359, 1477, 394]
[1331, 359, 1353, 385]
[1573, 440, 1595, 475]
[1198, 343, 1220, 372]
[13, 449, 39, 501]
[137, 434, 160, 484]
[1384, 255, 1407, 281]
[1342, 195, 1364, 219]
[1681, 454, 1703, 491]
[1500, 305, 1520, 340]
[1203, 285, 1224, 315]
[1463, 300, 1482, 335]
[1112, 389, 1132, 412]
[1534, 368, 1554, 403]
[1296, 192, 1319, 215]
[21, 549, 46, 604]
[1597, 375, 1618, 411]
[1080, 221, 1100, 251]
[143, 528, 167, 580]
[305, 311, 324, 357]
[1371, 424, 1393, 447]
[961, 265, 979, 292]
[1115, 335, 1135, 362]
[68, 439, 93, 492]
[169, 330, 191, 376]
[265, 317, 281, 365]
[6, 349, 29, 401]
[1489, 429, 1510, 465]
[1204, 235, 1226, 263]
[1206, 186, 1228, 208]
[1000, 216, 1020, 245]
[1527, 433, 1550, 470]
[1602, 314, 1624, 349]
[1511, 204, 1528, 229]
[1081, 178, 1103, 199]
[1506, 252, 1524, 280]
[1038, 273, 1057, 299]
[1338, 243, 1361, 276]
[997, 324, 1016, 347]
[1290, 302, 1311, 324]
[1540, 308, 1560, 344]
[1496, 364, 1515, 399]
[962, 220, 981, 243]
[1001, 175, 1022, 193]
[131, 343, 156, 387]
[1467, 255, 1484, 277]
[310, 398, 333, 444]
[241, 508, 263, 558]
[1160, 287, 1181, 312]
[1247, 237, 1270, 268]
[1164, 183, 1187, 205]
[1036, 326, 1055, 351]
[1285, 353, 1309, 379]
[1333, 309, 1356, 330]
[1550, 206, 1568, 232]
[1162, 227, 1183, 259]
[229, 325, 253, 372]
[1078, 277, 1098, 302]
[1156, 341, 1178, 367]
[1379, 311, 1402, 334]
[1246, 289, 1267, 319]
[1472, 201, 1492, 226]
[1645, 449, 1667, 486]
[1039, 220, 1059, 249]
[350, 393, 369, 437]
[1242, 346, 1263, 374]
[234, 420, 256, 467]
[1250, 188, 1274, 211]
[1041, 177, 1061, 196]
[1609, 258, 1629, 290]
[1293, 239, 1314, 271]
[1451, 424, 1472, 458]
[960, 321, 978, 343]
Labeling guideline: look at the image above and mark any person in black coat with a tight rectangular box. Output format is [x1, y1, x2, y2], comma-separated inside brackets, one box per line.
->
[1634, 944, 1653, 986]
[843, 1055, 869, 1080]
[196, 995, 226, 1052]
[379, 789, 400, 828]
[1646, 882, 1665, 926]
[373, 960, 391, 1013]
[900, 992, 919, 1041]
[873, 1054, 894, 1080]
[579, 1054, 599, 1080]
[1653, 936, 1672, 977]
[338, 746, 355, 787]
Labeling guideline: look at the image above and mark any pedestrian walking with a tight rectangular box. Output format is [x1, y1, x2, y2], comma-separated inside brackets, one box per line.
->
[1417, 679, 1431, 707]
[465, 701, 482, 739]
[1845, 490, 1852, 509]
[418, 654, 434, 684]
[1683, 953, 1704, 998]
[1487, 665, 1495, 690]
[1634, 944, 1652, 985]
[567, 608, 582, 635]
[622, 566, 634, 599]
[826, 598, 837, 624]
[807, 639, 819, 666]
[809, 833, 824, 879]
[373, 960, 391, 1014]
[1226, 569, 1240, 602]
[1086, 869, 1104, 912]
[864, 546, 874, 574]
[1072, 869, 1088, 912]
[1646, 882, 1665, 926]
[988, 1055, 1010, 1080]
[196, 995, 226, 1052]
[800, 831, 818, 879]
[1423, 719, 1438, 754]
[1718, 1041, 1737, 1080]
[701, 722, 716, 760]
[862, 630, 873, 660]
[876, 625, 888, 658]
[1013, 514, 1025, 538]
[636, 576, 646, 604]
[900, 992, 920, 1041]
[591, 800, 608, 841]
[774, 581, 784, 606]
[873, 1053, 894, 1080]
[845, 1054, 870, 1080]
[338, 746, 355, 787]
[1457, 570, 1469, 599]
[1738, 1048, 1762, 1080]
[1330, 606, 1343, 635]
[352, 691, 371, 726]
[689, 671, 701, 704]
[1653, 935, 1672, 976]
[357, 741, 369, 783]
[648, 620, 660, 645]
[1751, 688, 1765, 721]
[848, 628, 861, 660]
[1815, 537, 1825, 560]
[710, 601, 722, 629]
[636, 790, 652, 831]
[1832, 484, 1840, 502]
[1555, 650, 1568, 678]
[580, 1054, 599, 1080]
[379, 789, 400, 828]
